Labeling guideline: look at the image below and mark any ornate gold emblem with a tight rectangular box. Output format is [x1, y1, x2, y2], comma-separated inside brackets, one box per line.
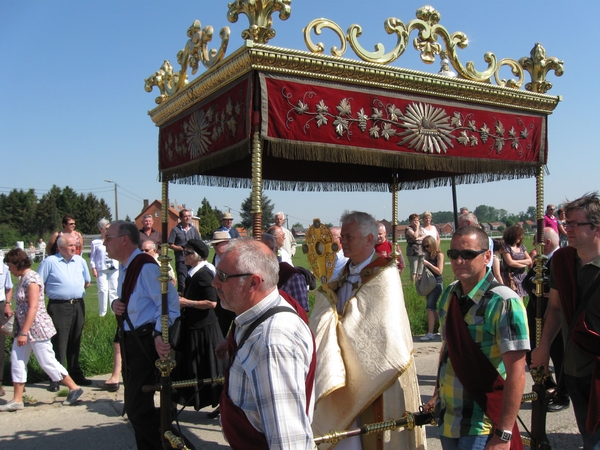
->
[303, 218, 337, 285]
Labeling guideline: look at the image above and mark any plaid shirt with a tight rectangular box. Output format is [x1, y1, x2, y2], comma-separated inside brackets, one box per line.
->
[280, 273, 309, 311]
[436, 269, 529, 438]
[229, 289, 314, 449]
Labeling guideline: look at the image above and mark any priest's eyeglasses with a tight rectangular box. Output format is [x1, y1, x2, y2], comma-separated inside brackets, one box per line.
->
[447, 249, 487, 260]
[216, 270, 254, 282]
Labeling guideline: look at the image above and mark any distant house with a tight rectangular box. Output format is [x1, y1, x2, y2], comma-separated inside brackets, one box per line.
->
[480, 223, 492, 233]
[394, 224, 409, 240]
[292, 227, 306, 239]
[438, 223, 454, 236]
[135, 199, 200, 238]
[488, 222, 506, 231]
[525, 220, 536, 230]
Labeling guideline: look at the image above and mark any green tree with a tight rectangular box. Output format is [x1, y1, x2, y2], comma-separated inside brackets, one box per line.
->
[431, 211, 454, 224]
[292, 222, 304, 228]
[239, 194, 274, 234]
[36, 186, 62, 237]
[197, 198, 222, 237]
[0, 188, 38, 238]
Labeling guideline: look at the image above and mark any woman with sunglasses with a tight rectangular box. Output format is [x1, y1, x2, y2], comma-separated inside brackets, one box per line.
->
[420, 235, 444, 341]
[500, 225, 532, 300]
[172, 239, 225, 413]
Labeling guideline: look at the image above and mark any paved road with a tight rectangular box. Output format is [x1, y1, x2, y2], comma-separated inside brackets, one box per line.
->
[0, 337, 583, 449]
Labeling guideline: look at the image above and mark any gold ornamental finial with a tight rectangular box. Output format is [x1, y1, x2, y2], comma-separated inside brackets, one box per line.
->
[144, 20, 230, 104]
[519, 43, 564, 94]
[227, 0, 291, 44]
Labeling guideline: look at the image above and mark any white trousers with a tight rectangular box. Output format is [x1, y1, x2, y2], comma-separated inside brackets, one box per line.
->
[11, 338, 68, 383]
[97, 269, 119, 317]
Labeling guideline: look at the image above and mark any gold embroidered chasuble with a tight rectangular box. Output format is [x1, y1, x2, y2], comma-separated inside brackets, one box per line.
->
[310, 256, 426, 450]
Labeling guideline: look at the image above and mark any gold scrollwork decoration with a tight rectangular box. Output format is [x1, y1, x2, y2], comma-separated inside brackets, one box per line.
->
[144, 20, 230, 104]
[303, 5, 561, 90]
[303, 18, 347, 57]
[228, 0, 291, 44]
[518, 42, 564, 94]
[494, 58, 525, 89]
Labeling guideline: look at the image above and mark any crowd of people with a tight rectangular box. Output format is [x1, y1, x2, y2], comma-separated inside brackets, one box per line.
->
[1, 194, 599, 450]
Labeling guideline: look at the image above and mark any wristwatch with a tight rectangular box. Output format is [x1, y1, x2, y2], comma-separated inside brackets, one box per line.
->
[494, 428, 512, 442]
[18, 331, 28, 337]
[152, 330, 163, 339]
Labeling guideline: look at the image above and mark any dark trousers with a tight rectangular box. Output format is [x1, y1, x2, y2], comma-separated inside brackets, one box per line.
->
[121, 326, 162, 450]
[0, 301, 5, 383]
[47, 300, 85, 381]
[175, 259, 188, 294]
[565, 373, 600, 449]
[526, 295, 568, 398]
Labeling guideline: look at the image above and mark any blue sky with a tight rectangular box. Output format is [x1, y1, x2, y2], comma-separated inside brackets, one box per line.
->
[1, 1, 594, 228]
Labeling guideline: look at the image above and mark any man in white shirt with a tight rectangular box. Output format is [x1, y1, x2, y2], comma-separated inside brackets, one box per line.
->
[274, 212, 297, 257]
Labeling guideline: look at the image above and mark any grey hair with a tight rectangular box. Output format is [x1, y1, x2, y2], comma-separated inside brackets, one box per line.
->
[112, 220, 140, 246]
[223, 238, 279, 289]
[274, 211, 285, 219]
[142, 214, 153, 220]
[458, 212, 479, 227]
[141, 240, 157, 251]
[98, 218, 110, 230]
[340, 210, 378, 240]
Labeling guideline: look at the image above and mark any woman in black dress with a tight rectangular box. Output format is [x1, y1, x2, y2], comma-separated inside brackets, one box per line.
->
[172, 239, 225, 411]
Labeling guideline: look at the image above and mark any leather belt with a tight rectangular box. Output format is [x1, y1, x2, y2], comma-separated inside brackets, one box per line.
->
[49, 298, 83, 304]
[123, 323, 153, 337]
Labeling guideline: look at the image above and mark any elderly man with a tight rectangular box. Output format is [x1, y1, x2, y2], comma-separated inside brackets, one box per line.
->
[139, 214, 162, 249]
[267, 225, 293, 265]
[214, 239, 315, 450]
[425, 226, 529, 449]
[310, 211, 424, 450]
[531, 192, 600, 448]
[106, 221, 180, 450]
[0, 258, 13, 397]
[216, 212, 240, 238]
[168, 209, 201, 293]
[140, 240, 176, 286]
[274, 211, 297, 257]
[39, 234, 91, 391]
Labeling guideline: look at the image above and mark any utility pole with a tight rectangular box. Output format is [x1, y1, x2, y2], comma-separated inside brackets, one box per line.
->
[104, 180, 119, 220]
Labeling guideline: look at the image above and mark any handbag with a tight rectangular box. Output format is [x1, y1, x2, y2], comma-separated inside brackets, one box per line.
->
[169, 316, 183, 351]
[416, 265, 437, 297]
[1, 314, 18, 337]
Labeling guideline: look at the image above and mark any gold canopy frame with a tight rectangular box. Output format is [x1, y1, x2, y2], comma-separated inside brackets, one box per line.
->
[145, 3, 563, 449]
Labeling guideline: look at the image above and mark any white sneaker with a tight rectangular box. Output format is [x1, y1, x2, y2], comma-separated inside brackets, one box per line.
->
[420, 333, 435, 341]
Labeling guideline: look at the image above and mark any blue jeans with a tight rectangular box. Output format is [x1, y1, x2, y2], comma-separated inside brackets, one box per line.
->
[565, 373, 600, 449]
[440, 434, 490, 450]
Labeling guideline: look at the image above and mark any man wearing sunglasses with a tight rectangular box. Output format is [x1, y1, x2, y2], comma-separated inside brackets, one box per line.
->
[213, 239, 315, 450]
[531, 192, 600, 449]
[424, 226, 529, 450]
[310, 211, 424, 450]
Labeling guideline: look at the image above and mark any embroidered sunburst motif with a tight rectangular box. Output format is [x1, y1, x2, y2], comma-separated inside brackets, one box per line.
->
[184, 110, 212, 158]
[398, 103, 454, 154]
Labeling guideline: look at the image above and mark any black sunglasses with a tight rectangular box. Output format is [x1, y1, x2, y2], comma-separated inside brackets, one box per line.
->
[183, 250, 195, 256]
[216, 269, 254, 282]
[447, 249, 487, 260]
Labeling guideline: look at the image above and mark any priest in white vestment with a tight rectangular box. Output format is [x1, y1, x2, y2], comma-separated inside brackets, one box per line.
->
[310, 211, 426, 450]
